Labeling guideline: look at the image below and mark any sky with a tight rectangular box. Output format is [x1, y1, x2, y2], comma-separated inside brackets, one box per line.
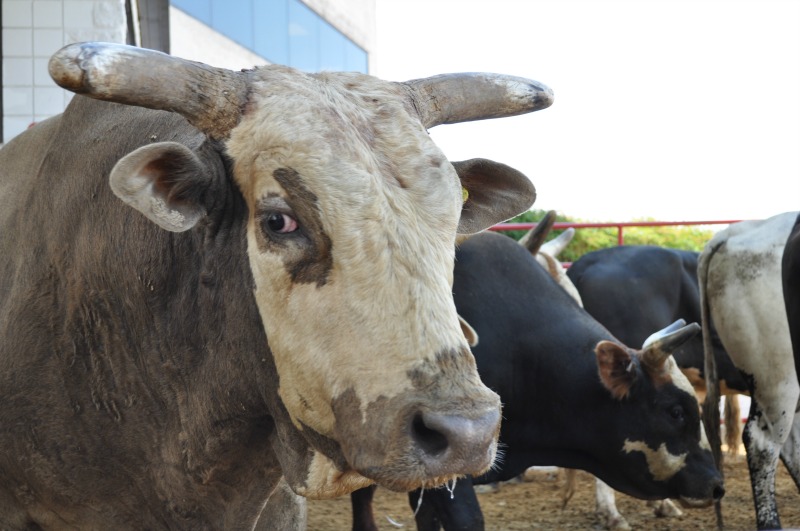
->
[373, 0, 800, 223]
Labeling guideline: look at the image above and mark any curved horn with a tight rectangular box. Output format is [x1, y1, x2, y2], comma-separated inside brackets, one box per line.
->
[642, 319, 687, 349]
[48, 42, 248, 140]
[541, 227, 575, 259]
[403, 73, 554, 129]
[641, 321, 700, 370]
[519, 210, 556, 254]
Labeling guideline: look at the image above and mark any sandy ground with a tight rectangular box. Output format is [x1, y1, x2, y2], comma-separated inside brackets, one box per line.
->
[306, 454, 800, 530]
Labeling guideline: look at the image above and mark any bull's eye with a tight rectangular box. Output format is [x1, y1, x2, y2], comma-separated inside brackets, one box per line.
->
[265, 212, 298, 234]
[669, 405, 685, 422]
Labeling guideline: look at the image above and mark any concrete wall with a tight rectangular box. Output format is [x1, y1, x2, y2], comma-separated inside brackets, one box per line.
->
[2, 0, 128, 143]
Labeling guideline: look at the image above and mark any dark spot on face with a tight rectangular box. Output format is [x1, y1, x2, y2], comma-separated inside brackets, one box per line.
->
[255, 168, 333, 287]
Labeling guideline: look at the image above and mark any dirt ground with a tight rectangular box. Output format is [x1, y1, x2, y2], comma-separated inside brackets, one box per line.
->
[306, 454, 800, 530]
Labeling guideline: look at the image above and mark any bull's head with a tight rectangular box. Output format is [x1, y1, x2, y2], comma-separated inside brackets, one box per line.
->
[48, 42, 553, 497]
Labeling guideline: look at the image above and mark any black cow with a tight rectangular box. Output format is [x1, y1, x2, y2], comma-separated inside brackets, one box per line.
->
[351, 232, 724, 531]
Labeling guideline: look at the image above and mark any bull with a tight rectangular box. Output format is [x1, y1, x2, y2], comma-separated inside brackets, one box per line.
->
[0, 42, 552, 529]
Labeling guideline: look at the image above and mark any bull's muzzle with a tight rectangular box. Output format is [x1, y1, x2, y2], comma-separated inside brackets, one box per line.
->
[410, 408, 501, 478]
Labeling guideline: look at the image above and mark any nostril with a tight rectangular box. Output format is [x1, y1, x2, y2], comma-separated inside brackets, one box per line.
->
[713, 484, 725, 501]
[411, 413, 449, 456]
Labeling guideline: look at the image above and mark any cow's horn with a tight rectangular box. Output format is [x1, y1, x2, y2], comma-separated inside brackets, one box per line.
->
[541, 227, 575, 258]
[519, 210, 556, 254]
[48, 42, 248, 140]
[403, 73, 554, 129]
[640, 320, 700, 369]
[642, 319, 687, 349]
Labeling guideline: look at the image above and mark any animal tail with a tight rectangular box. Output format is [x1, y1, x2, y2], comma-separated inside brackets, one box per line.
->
[560, 468, 577, 509]
[724, 394, 741, 457]
[698, 239, 725, 530]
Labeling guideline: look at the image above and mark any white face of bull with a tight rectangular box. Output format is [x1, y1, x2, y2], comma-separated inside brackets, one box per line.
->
[49, 43, 552, 499]
[227, 70, 500, 494]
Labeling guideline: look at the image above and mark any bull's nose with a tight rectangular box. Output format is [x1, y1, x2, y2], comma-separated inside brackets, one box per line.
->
[410, 408, 501, 475]
[712, 482, 725, 502]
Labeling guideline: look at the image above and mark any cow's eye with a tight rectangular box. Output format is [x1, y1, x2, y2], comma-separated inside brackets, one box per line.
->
[265, 212, 298, 234]
[669, 405, 685, 422]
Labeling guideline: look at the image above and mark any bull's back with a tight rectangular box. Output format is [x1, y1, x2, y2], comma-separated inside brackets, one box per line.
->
[702, 213, 797, 377]
[0, 97, 198, 307]
[567, 246, 695, 346]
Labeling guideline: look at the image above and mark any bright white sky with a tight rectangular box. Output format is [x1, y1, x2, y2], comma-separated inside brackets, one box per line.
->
[373, 0, 800, 222]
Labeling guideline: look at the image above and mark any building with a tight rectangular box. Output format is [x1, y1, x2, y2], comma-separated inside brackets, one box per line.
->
[1, 0, 376, 144]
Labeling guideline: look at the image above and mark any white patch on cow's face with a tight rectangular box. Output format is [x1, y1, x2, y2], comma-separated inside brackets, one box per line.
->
[225, 68, 491, 446]
[623, 439, 688, 481]
[663, 356, 710, 449]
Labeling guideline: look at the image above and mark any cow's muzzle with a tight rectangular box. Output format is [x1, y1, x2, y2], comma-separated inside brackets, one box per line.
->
[410, 407, 501, 479]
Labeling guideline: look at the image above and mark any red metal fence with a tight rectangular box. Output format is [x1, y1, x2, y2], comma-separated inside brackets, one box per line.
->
[490, 219, 743, 246]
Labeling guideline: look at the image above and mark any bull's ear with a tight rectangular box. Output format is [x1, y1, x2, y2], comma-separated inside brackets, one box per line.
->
[458, 315, 479, 347]
[596, 340, 637, 400]
[110, 141, 211, 232]
[452, 158, 536, 235]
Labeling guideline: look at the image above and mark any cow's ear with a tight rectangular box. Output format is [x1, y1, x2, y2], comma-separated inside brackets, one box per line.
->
[110, 142, 212, 232]
[596, 340, 637, 400]
[458, 315, 479, 347]
[452, 158, 536, 235]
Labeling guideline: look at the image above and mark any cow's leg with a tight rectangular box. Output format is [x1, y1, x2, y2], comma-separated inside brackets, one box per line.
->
[724, 394, 743, 457]
[594, 478, 630, 531]
[409, 478, 484, 531]
[779, 410, 800, 491]
[350, 485, 379, 531]
[743, 385, 799, 530]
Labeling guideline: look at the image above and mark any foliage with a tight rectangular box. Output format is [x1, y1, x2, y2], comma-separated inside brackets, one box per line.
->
[499, 209, 718, 263]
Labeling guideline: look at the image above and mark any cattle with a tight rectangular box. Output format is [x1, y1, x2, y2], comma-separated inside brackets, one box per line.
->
[564, 244, 748, 529]
[700, 211, 800, 530]
[352, 230, 724, 531]
[0, 41, 554, 529]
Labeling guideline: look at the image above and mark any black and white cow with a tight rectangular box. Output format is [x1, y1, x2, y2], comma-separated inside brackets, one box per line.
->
[352, 231, 724, 531]
[0, 42, 551, 528]
[565, 244, 748, 529]
[700, 211, 800, 530]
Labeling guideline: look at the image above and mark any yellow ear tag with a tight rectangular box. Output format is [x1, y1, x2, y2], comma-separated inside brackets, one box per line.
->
[461, 187, 469, 203]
